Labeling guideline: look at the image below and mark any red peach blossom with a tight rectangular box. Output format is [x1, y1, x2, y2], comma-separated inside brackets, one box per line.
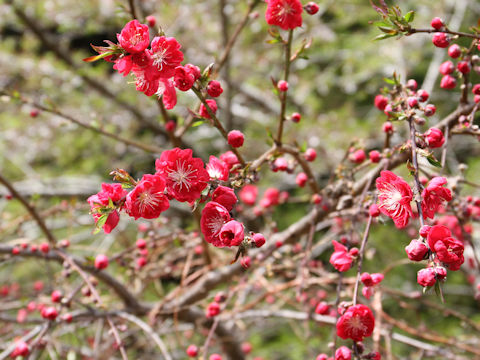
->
[265, 0, 303, 30]
[156, 148, 209, 203]
[211, 186, 237, 211]
[206, 156, 229, 181]
[421, 177, 452, 219]
[200, 202, 231, 247]
[329, 240, 353, 272]
[125, 174, 169, 219]
[117, 20, 150, 54]
[376, 171, 413, 228]
[336, 304, 375, 341]
[219, 220, 245, 247]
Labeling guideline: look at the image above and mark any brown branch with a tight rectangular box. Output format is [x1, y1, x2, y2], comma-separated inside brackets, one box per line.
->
[407, 27, 480, 39]
[275, 29, 293, 145]
[0, 174, 56, 244]
[8, 94, 164, 154]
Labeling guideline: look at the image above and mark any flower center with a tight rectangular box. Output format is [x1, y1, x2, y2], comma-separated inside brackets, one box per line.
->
[168, 160, 198, 191]
[153, 48, 168, 70]
[129, 33, 144, 46]
[136, 190, 162, 213]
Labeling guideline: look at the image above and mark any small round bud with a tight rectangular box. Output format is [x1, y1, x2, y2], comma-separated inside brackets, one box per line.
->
[296, 172, 308, 187]
[382, 121, 393, 133]
[369, 204, 380, 217]
[457, 61, 471, 74]
[39, 242, 50, 254]
[146, 15, 156, 27]
[406, 79, 418, 91]
[407, 96, 418, 108]
[432, 33, 449, 48]
[349, 149, 366, 164]
[304, 148, 317, 161]
[252, 233, 266, 248]
[227, 130, 245, 148]
[440, 75, 456, 89]
[51, 290, 62, 303]
[186, 345, 198, 357]
[439, 61, 454, 75]
[291, 112, 301, 123]
[374, 94, 388, 111]
[448, 44, 461, 58]
[424, 104, 436, 117]
[304, 2, 319, 15]
[241, 256, 251, 269]
[368, 150, 381, 163]
[207, 80, 223, 97]
[136, 238, 147, 249]
[94, 254, 109, 270]
[30, 109, 40, 118]
[416, 89, 429, 102]
[431, 17, 444, 30]
[165, 120, 176, 132]
[277, 80, 289, 92]
[312, 193, 322, 204]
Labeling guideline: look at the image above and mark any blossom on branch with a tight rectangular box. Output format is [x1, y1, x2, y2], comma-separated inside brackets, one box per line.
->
[265, 0, 303, 30]
[376, 170, 413, 228]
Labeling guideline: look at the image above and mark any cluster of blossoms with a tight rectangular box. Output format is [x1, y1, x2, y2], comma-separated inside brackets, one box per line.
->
[373, 171, 464, 287]
[88, 148, 265, 260]
[85, 20, 226, 113]
[375, 171, 451, 229]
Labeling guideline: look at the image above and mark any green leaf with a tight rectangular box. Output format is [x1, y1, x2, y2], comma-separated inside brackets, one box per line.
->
[383, 77, 394, 85]
[404, 11, 415, 23]
[93, 213, 109, 234]
[378, 26, 398, 35]
[373, 33, 398, 41]
[300, 141, 308, 153]
[374, 21, 391, 28]
[426, 155, 442, 168]
[192, 120, 204, 127]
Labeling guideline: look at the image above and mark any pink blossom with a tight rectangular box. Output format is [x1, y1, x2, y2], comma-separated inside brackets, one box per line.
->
[87, 183, 127, 234]
[421, 177, 452, 219]
[265, 0, 303, 30]
[206, 156, 229, 181]
[220, 151, 240, 170]
[417, 267, 436, 287]
[211, 186, 237, 211]
[174, 66, 196, 91]
[405, 239, 428, 261]
[150, 36, 184, 78]
[336, 304, 375, 341]
[117, 20, 150, 54]
[335, 346, 352, 360]
[376, 170, 413, 228]
[219, 220, 244, 247]
[125, 174, 169, 219]
[200, 202, 231, 247]
[156, 148, 209, 203]
[427, 225, 464, 270]
[424, 128, 445, 148]
[329, 240, 353, 272]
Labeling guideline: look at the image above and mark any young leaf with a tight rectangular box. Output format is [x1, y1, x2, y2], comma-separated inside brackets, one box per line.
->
[404, 11, 415, 23]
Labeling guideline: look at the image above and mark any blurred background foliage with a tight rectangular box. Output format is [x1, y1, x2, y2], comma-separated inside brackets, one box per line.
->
[1, 0, 480, 359]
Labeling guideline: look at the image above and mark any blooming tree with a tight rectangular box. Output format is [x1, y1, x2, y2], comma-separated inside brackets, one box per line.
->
[1, 0, 480, 359]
